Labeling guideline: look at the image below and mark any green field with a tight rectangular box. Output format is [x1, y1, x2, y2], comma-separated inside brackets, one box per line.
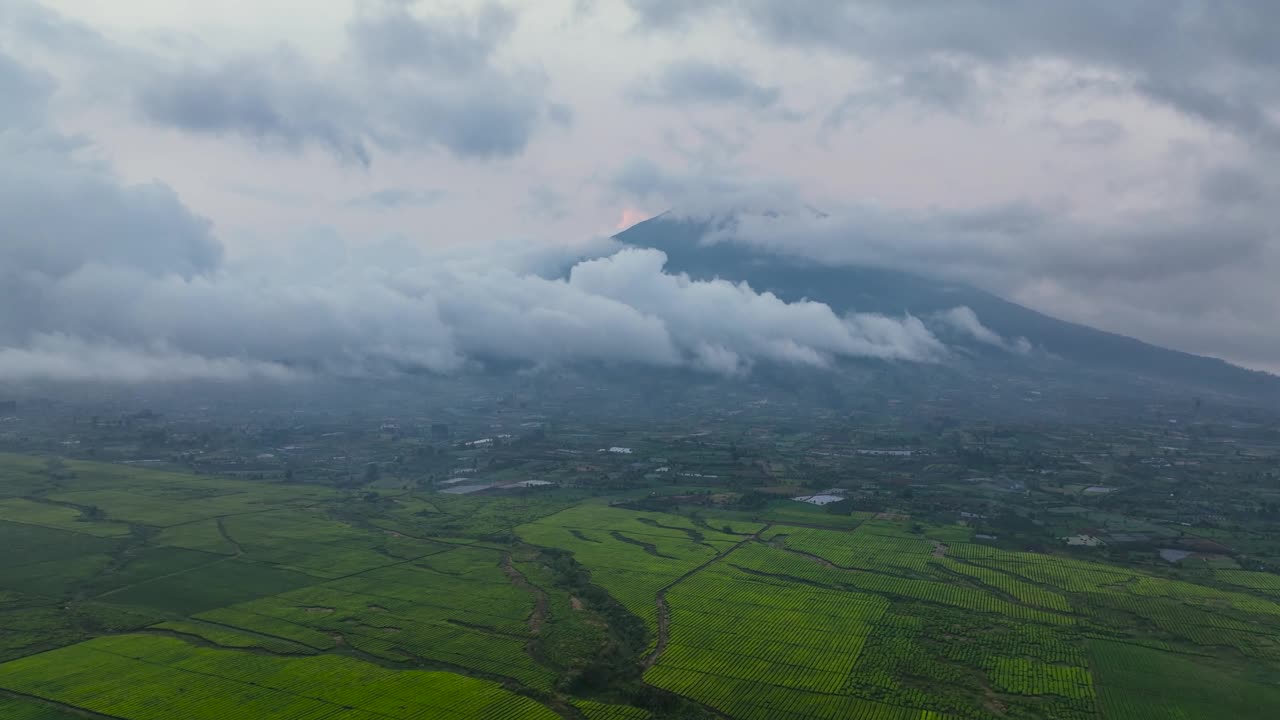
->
[2, 453, 1280, 719]
[0, 635, 560, 720]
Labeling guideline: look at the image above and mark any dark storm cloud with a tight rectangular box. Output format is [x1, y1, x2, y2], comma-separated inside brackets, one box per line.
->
[631, 60, 780, 110]
[627, 1, 1280, 143]
[131, 1, 559, 163]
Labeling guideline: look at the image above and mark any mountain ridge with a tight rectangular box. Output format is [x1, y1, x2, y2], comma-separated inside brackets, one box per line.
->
[613, 212, 1279, 402]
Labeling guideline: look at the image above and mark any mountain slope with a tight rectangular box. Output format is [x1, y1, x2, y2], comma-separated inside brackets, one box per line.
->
[615, 213, 1279, 401]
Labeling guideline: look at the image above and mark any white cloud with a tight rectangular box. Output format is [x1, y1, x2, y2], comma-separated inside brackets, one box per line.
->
[932, 307, 1032, 355]
[0, 334, 298, 383]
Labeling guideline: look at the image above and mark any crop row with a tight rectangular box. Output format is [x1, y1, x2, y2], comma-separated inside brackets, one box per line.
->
[571, 699, 652, 720]
[645, 664, 949, 720]
[985, 656, 1095, 700]
[0, 634, 558, 720]
[729, 543, 1073, 625]
[934, 558, 1072, 612]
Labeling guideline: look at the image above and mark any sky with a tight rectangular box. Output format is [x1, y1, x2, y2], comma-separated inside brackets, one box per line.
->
[1, 0, 1278, 380]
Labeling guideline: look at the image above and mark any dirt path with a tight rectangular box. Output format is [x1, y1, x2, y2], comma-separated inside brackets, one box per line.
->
[641, 524, 769, 671]
[217, 517, 245, 556]
[501, 554, 549, 634]
[932, 541, 948, 558]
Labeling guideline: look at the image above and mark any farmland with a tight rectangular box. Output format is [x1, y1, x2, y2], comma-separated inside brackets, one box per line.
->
[2, 432, 1280, 720]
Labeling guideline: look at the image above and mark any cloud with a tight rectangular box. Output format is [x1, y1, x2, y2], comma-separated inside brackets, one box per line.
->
[1198, 167, 1266, 208]
[0, 62, 954, 384]
[524, 186, 569, 220]
[346, 1, 516, 74]
[347, 188, 446, 209]
[128, 1, 561, 164]
[825, 59, 981, 129]
[609, 157, 798, 214]
[0, 51, 53, 127]
[1049, 118, 1128, 147]
[1, 243, 953, 383]
[627, 1, 1280, 145]
[631, 60, 780, 110]
[708, 200, 1268, 288]
[693, 195, 1280, 371]
[566, 249, 946, 373]
[0, 335, 297, 383]
[138, 49, 371, 166]
[931, 307, 1032, 355]
[0, 53, 220, 281]
[625, 0, 709, 30]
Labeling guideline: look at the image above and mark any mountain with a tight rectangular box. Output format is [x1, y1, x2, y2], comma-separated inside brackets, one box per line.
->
[615, 212, 1280, 403]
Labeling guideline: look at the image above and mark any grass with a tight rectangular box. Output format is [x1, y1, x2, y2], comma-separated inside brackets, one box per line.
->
[217, 509, 449, 578]
[149, 619, 314, 654]
[572, 699, 652, 719]
[81, 546, 229, 597]
[153, 519, 237, 555]
[32, 459, 335, 527]
[97, 559, 321, 615]
[1091, 638, 1280, 719]
[0, 520, 120, 576]
[0, 694, 86, 719]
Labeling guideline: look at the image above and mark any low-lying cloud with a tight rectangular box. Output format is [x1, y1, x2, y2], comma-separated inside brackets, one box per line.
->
[1, 238, 957, 383]
[930, 307, 1032, 356]
[0, 46, 978, 385]
[0, 51, 967, 385]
